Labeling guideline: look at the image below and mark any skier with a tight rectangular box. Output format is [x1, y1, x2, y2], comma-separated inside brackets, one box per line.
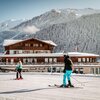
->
[60, 55, 74, 88]
[15, 60, 23, 80]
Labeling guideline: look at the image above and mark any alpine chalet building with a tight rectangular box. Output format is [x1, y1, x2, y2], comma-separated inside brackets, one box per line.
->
[0, 38, 100, 74]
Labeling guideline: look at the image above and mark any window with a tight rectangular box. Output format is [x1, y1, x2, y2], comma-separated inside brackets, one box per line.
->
[80, 68, 83, 74]
[45, 58, 48, 63]
[27, 58, 32, 63]
[14, 51, 17, 54]
[25, 44, 28, 46]
[49, 58, 52, 63]
[96, 68, 98, 74]
[11, 59, 14, 64]
[28, 44, 30, 47]
[10, 50, 14, 54]
[78, 58, 81, 62]
[82, 58, 85, 62]
[6, 59, 8, 64]
[16, 51, 19, 54]
[92, 58, 94, 62]
[40, 44, 42, 47]
[35, 44, 38, 47]
[23, 58, 26, 63]
[89, 58, 92, 62]
[91, 68, 94, 74]
[34, 58, 37, 63]
[33, 44, 38, 47]
[87, 58, 89, 62]
[31, 44, 33, 47]
[53, 58, 57, 63]
[22, 50, 33, 54]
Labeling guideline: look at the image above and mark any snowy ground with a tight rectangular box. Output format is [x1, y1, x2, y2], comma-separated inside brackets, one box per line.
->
[0, 72, 100, 100]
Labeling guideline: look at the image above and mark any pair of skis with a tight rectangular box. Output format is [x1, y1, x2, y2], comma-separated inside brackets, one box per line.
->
[48, 84, 82, 89]
[48, 84, 62, 88]
[13, 78, 23, 80]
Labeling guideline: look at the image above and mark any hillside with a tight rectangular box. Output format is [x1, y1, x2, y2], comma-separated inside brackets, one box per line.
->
[0, 8, 100, 54]
[12, 8, 100, 33]
[33, 13, 100, 54]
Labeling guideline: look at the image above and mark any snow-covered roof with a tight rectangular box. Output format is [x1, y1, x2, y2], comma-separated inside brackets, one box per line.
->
[3, 40, 23, 46]
[0, 52, 99, 57]
[67, 52, 99, 57]
[42, 40, 57, 46]
[3, 38, 57, 46]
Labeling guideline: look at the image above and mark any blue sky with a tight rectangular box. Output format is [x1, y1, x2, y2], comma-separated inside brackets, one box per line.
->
[0, 0, 100, 22]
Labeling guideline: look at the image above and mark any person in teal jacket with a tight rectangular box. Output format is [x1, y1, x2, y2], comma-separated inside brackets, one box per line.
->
[16, 60, 23, 79]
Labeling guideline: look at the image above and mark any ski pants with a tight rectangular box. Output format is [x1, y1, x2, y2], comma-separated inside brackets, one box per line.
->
[63, 70, 72, 86]
[16, 69, 22, 78]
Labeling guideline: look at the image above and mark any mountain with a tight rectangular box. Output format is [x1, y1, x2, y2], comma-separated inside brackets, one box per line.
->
[0, 19, 28, 52]
[12, 10, 76, 33]
[0, 19, 27, 32]
[0, 30, 30, 52]
[33, 13, 100, 54]
[12, 8, 100, 33]
[0, 8, 100, 54]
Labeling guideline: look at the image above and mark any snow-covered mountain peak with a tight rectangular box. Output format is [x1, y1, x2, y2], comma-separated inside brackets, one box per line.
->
[51, 9, 61, 14]
[0, 19, 27, 32]
[6, 8, 100, 34]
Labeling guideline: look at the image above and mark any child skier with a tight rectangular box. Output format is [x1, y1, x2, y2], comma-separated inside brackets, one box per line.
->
[15, 60, 23, 80]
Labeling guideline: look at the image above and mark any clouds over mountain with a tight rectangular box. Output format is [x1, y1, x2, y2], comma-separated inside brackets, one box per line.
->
[20, 25, 40, 33]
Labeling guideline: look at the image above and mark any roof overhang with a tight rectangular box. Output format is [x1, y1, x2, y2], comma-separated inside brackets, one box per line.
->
[0, 52, 99, 58]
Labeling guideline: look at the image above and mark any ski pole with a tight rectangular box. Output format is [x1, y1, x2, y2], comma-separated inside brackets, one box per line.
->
[71, 76, 85, 86]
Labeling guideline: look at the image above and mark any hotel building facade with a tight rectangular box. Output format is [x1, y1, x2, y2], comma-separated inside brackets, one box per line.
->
[0, 38, 100, 74]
